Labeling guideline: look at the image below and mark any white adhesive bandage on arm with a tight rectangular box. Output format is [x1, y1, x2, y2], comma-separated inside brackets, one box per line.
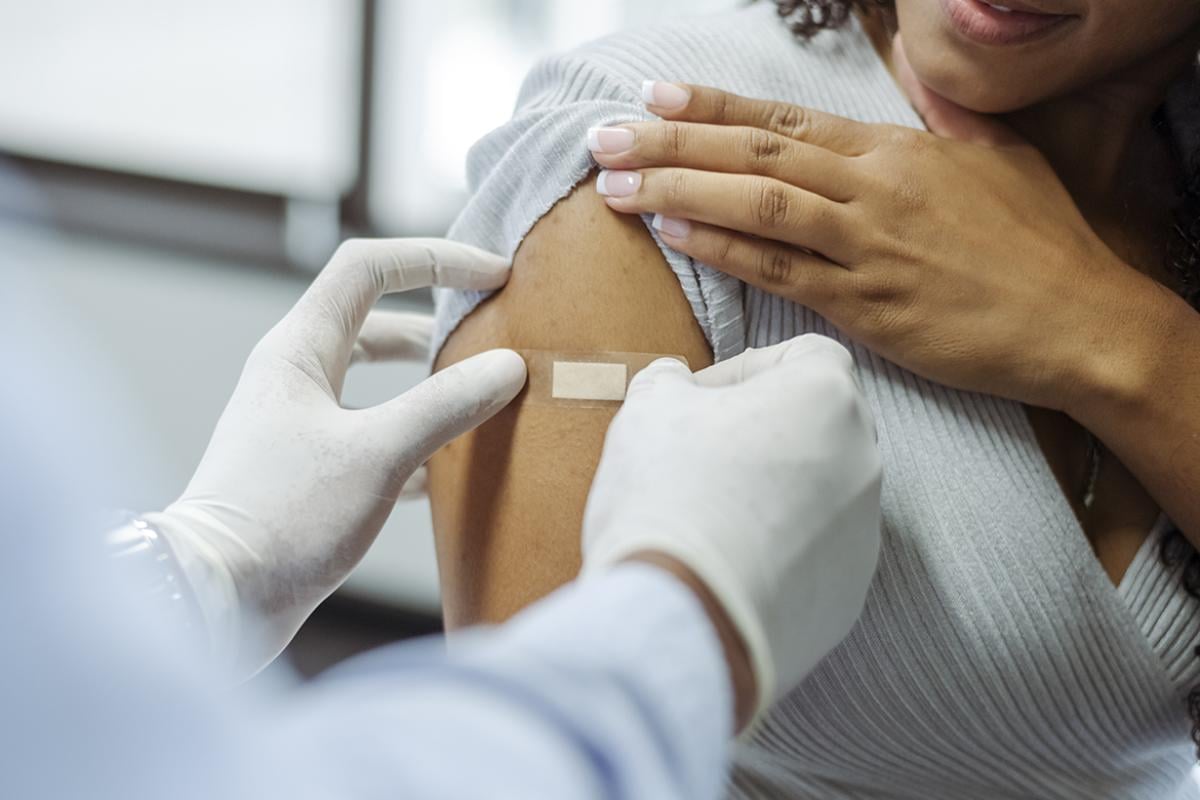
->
[552, 362, 628, 401]
[519, 350, 690, 408]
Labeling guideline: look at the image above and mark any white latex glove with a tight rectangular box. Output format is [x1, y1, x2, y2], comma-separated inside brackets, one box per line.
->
[143, 239, 526, 680]
[582, 335, 883, 722]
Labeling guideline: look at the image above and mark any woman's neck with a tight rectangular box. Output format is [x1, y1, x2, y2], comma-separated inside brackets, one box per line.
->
[863, 12, 1198, 212]
[1000, 35, 1198, 207]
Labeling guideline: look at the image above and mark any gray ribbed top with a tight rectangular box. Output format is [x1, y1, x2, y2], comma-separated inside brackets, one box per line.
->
[433, 5, 1200, 797]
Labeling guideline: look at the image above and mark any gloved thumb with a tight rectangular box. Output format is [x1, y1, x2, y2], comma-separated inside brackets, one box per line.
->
[624, 357, 693, 402]
[373, 348, 526, 469]
[893, 32, 1021, 147]
[695, 334, 852, 388]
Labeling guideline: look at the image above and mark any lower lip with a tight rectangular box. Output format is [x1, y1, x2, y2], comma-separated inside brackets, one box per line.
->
[939, 0, 1074, 46]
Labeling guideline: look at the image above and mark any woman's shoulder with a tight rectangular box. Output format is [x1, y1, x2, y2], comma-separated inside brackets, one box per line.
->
[520, 5, 904, 122]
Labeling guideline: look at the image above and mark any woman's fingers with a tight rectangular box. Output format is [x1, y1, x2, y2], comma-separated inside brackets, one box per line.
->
[597, 167, 858, 264]
[588, 121, 858, 202]
[648, 214, 848, 315]
[643, 80, 878, 157]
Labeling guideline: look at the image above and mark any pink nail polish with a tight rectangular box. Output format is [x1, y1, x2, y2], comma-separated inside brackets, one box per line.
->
[596, 170, 642, 197]
[587, 126, 636, 154]
[652, 214, 691, 239]
[641, 80, 690, 111]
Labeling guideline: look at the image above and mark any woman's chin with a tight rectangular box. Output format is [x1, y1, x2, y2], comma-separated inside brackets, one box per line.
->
[932, 83, 1033, 115]
[906, 53, 1046, 115]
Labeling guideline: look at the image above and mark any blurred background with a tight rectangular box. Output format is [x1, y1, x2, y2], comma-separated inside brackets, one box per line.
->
[0, 0, 736, 678]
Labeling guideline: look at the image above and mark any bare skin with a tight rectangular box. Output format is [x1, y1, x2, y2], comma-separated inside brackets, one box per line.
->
[428, 180, 712, 628]
[427, 179, 765, 719]
[870, 10, 1184, 585]
[860, 12, 1179, 583]
[869, 12, 1196, 584]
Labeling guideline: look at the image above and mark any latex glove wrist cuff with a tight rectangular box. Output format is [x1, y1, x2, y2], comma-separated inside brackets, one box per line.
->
[103, 514, 208, 647]
[139, 507, 246, 675]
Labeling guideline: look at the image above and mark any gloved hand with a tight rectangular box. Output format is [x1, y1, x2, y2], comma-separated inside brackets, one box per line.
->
[143, 239, 526, 680]
[582, 335, 883, 726]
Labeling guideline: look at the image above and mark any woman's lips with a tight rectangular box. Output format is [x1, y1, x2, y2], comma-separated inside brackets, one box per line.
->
[939, 0, 1076, 46]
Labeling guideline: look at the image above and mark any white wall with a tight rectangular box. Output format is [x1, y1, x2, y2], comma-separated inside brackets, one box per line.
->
[0, 0, 740, 231]
[0, 0, 361, 199]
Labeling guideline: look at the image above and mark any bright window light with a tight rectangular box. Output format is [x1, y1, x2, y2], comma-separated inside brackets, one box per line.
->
[0, 0, 361, 199]
[370, 0, 736, 233]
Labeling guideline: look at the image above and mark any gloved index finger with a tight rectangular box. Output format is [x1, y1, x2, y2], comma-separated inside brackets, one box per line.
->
[305, 237, 509, 328]
[694, 334, 853, 388]
[265, 238, 511, 394]
[366, 237, 512, 293]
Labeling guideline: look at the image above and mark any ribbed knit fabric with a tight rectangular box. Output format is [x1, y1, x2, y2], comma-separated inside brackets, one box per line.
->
[432, 5, 1200, 797]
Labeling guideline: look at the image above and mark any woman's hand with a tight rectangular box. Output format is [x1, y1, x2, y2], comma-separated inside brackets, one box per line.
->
[587, 44, 1171, 417]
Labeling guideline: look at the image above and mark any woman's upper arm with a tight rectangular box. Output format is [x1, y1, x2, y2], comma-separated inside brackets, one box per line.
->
[428, 177, 713, 628]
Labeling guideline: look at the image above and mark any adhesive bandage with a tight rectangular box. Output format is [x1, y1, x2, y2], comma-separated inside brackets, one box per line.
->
[518, 350, 690, 408]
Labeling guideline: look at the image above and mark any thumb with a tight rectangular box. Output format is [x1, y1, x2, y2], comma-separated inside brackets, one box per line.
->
[893, 32, 1021, 147]
[694, 334, 853, 388]
[373, 349, 527, 466]
[624, 357, 694, 402]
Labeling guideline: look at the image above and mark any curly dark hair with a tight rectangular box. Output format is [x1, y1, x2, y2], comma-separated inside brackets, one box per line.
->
[770, 0, 1200, 755]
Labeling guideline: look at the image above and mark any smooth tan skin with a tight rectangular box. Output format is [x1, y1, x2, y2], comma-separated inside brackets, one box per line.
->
[884, 6, 1200, 584]
[429, 180, 712, 628]
[428, 180, 764, 723]
[866, 15, 1187, 584]
[591, 7, 1200, 585]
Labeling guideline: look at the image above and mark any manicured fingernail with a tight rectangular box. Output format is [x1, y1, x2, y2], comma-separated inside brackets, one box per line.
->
[596, 170, 641, 197]
[652, 214, 691, 239]
[587, 126, 636, 154]
[642, 80, 690, 111]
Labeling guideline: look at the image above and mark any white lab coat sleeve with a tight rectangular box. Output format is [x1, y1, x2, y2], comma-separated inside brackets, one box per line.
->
[272, 563, 733, 800]
[0, 266, 731, 800]
[6, 521, 732, 800]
